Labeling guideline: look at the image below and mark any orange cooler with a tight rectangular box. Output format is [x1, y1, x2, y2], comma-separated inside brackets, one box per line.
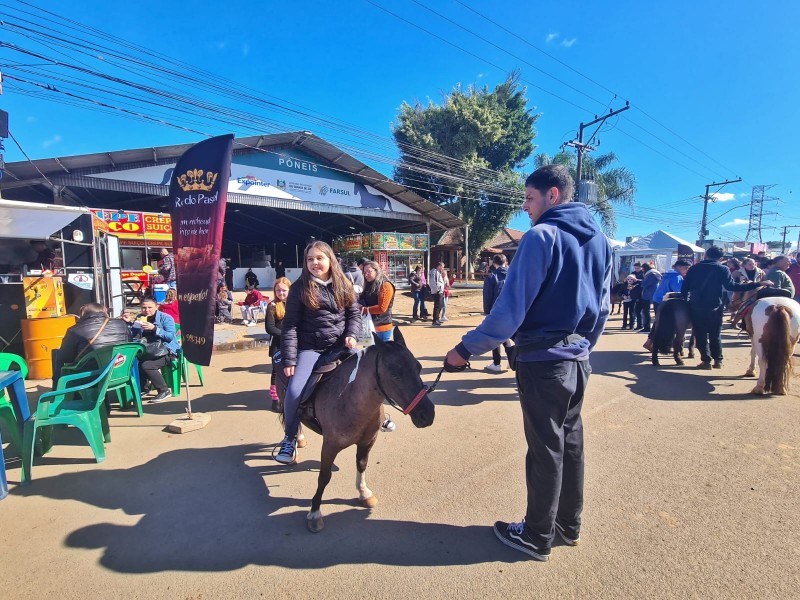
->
[21, 315, 77, 379]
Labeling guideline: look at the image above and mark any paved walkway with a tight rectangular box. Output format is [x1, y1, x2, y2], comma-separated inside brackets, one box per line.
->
[1, 312, 798, 599]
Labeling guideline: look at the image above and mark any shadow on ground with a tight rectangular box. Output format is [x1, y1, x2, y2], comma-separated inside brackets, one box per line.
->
[15, 444, 521, 572]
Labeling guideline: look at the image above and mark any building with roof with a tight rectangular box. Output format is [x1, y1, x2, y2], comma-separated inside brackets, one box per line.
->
[0, 132, 464, 277]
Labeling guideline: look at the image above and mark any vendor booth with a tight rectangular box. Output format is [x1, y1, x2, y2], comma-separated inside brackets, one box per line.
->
[613, 229, 704, 282]
[0, 199, 124, 377]
[333, 232, 429, 285]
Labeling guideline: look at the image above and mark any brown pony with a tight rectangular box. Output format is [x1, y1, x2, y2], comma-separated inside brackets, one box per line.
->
[610, 281, 626, 315]
[275, 327, 435, 532]
[745, 297, 800, 395]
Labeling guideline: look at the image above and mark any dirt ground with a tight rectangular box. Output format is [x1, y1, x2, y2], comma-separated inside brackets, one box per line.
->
[1, 308, 799, 599]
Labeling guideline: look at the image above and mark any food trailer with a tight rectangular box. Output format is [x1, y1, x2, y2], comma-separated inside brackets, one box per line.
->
[90, 209, 173, 304]
[0, 199, 125, 377]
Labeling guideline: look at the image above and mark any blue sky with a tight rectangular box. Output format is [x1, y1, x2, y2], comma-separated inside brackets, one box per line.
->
[1, 0, 798, 245]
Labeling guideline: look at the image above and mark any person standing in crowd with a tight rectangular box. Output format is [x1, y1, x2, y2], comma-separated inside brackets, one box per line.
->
[681, 246, 770, 370]
[358, 260, 398, 433]
[621, 275, 639, 330]
[445, 164, 612, 561]
[275, 260, 286, 279]
[786, 259, 800, 302]
[639, 263, 661, 333]
[632, 262, 644, 280]
[764, 255, 795, 297]
[441, 268, 452, 322]
[159, 287, 180, 324]
[729, 257, 765, 320]
[359, 261, 396, 342]
[224, 258, 234, 290]
[215, 283, 233, 324]
[266, 277, 290, 413]
[217, 257, 227, 287]
[131, 297, 180, 403]
[158, 248, 177, 289]
[275, 241, 361, 465]
[756, 251, 770, 270]
[344, 260, 365, 294]
[428, 261, 445, 326]
[239, 284, 265, 326]
[408, 265, 429, 321]
[483, 253, 511, 372]
[245, 268, 260, 289]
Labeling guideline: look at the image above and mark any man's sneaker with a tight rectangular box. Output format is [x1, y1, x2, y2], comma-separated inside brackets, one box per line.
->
[493, 519, 550, 561]
[485, 363, 504, 373]
[274, 436, 297, 464]
[712, 360, 723, 369]
[698, 361, 713, 370]
[247, 321, 259, 327]
[381, 417, 396, 432]
[148, 389, 171, 403]
[554, 520, 580, 546]
[440, 316, 449, 322]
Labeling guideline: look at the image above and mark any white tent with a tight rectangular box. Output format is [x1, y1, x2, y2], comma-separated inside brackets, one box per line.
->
[613, 230, 704, 281]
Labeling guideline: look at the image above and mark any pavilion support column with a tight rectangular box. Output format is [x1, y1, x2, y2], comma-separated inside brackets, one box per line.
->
[426, 220, 431, 274]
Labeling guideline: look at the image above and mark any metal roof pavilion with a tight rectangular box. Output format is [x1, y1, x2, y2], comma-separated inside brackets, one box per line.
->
[0, 131, 465, 246]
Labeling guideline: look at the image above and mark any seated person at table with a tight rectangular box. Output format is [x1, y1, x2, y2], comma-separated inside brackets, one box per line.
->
[130, 297, 180, 403]
[55, 303, 131, 382]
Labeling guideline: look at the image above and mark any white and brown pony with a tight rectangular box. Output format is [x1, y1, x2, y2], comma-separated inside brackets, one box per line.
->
[745, 297, 800, 395]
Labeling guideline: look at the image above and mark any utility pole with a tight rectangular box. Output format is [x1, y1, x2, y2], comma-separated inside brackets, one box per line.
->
[779, 225, 800, 255]
[699, 178, 742, 244]
[565, 102, 630, 199]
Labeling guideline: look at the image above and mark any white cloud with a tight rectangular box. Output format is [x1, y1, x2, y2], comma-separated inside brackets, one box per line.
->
[711, 192, 736, 202]
[476, 73, 485, 79]
[42, 134, 62, 148]
[721, 218, 749, 228]
[241, 43, 250, 57]
[546, 33, 559, 43]
[561, 38, 577, 48]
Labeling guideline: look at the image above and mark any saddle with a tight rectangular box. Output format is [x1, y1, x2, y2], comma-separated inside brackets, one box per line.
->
[733, 287, 792, 329]
[274, 346, 356, 435]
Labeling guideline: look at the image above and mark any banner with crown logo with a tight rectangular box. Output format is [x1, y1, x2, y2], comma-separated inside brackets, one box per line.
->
[169, 134, 234, 366]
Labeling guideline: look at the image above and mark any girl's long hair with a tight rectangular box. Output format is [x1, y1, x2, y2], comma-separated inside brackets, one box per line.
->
[273, 277, 291, 320]
[300, 241, 355, 310]
[361, 260, 387, 301]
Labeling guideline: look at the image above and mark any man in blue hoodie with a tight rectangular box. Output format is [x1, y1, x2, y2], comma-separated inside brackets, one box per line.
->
[445, 165, 612, 561]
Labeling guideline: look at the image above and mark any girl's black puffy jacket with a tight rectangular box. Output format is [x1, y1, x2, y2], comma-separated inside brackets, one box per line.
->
[280, 280, 361, 366]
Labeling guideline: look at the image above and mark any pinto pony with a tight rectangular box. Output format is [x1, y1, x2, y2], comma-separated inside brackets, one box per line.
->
[275, 327, 435, 532]
[745, 297, 800, 395]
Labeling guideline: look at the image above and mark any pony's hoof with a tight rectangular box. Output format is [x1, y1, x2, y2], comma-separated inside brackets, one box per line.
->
[751, 386, 765, 395]
[676, 360, 684, 366]
[744, 370, 755, 377]
[688, 352, 695, 359]
[307, 513, 324, 533]
[361, 495, 379, 509]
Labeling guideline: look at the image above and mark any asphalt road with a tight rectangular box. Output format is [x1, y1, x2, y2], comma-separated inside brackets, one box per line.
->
[1, 311, 798, 599]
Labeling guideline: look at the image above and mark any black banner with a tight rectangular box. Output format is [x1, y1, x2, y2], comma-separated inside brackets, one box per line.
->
[169, 134, 234, 366]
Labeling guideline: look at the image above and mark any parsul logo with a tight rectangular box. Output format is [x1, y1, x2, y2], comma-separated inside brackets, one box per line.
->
[318, 184, 350, 197]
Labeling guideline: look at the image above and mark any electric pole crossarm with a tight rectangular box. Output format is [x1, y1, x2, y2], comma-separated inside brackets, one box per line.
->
[698, 178, 742, 243]
[573, 102, 630, 192]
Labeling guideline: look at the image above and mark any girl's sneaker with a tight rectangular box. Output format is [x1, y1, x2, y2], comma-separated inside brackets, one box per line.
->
[275, 436, 297, 464]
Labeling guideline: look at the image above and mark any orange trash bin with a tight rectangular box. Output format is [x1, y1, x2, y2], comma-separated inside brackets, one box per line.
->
[21, 315, 77, 380]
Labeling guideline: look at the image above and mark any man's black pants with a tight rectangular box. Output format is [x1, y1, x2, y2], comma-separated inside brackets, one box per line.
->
[431, 292, 443, 323]
[516, 359, 590, 547]
[689, 305, 723, 363]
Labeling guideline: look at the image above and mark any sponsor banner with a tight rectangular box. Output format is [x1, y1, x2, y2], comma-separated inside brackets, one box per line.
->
[87, 149, 419, 215]
[67, 272, 94, 290]
[170, 134, 234, 366]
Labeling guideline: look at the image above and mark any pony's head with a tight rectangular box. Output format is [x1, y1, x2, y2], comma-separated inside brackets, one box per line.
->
[372, 327, 435, 428]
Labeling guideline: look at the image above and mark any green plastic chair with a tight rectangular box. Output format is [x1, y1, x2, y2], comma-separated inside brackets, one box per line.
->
[0, 352, 28, 454]
[161, 325, 204, 397]
[61, 343, 146, 416]
[22, 355, 118, 483]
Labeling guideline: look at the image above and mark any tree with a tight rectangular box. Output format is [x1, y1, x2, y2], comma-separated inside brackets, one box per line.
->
[392, 72, 538, 258]
[534, 151, 636, 236]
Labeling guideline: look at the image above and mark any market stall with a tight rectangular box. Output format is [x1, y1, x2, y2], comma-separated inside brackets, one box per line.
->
[613, 230, 704, 281]
[334, 232, 429, 285]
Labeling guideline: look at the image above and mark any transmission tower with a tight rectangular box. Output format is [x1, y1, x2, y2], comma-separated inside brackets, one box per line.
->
[745, 184, 777, 242]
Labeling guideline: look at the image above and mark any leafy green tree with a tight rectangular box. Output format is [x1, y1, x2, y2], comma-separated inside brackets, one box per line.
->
[392, 72, 537, 257]
[534, 151, 636, 236]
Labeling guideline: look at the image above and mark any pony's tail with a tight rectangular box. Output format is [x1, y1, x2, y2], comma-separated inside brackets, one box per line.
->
[653, 305, 676, 354]
[762, 305, 794, 394]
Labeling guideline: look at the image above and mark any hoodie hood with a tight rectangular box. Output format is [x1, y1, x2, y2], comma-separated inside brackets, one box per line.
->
[537, 202, 598, 244]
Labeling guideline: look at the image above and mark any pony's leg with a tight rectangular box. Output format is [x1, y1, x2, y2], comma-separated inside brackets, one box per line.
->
[752, 352, 767, 394]
[687, 331, 695, 359]
[674, 333, 684, 365]
[307, 441, 340, 533]
[745, 338, 757, 377]
[356, 441, 378, 508]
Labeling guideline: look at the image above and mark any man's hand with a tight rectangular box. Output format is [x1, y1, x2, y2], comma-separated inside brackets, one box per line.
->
[445, 348, 467, 369]
[140, 321, 155, 331]
[344, 336, 357, 349]
[759, 280, 774, 287]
